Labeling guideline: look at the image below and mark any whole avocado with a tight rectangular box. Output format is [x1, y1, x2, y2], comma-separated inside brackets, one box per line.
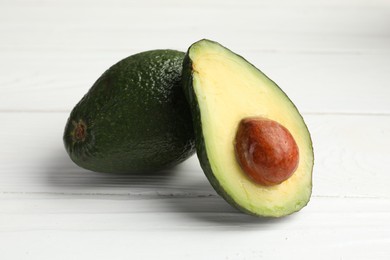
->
[64, 50, 195, 173]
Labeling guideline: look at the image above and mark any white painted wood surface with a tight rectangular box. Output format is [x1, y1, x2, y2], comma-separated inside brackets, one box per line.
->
[1, 0, 389, 259]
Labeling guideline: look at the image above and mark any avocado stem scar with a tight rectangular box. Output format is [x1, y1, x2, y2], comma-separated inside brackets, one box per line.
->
[71, 119, 87, 143]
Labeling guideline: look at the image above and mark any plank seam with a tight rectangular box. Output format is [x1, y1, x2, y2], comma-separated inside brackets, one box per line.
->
[0, 191, 388, 200]
[1, 110, 390, 117]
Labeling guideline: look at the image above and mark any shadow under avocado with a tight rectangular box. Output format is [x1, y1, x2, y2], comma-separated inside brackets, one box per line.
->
[46, 148, 295, 226]
[162, 181, 296, 227]
[45, 148, 180, 189]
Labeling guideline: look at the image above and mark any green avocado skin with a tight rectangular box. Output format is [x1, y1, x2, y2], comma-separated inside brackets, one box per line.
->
[181, 43, 252, 215]
[64, 50, 195, 173]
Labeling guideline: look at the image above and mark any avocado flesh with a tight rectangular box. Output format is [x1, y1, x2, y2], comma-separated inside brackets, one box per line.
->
[64, 50, 195, 173]
[183, 40, 313, 217]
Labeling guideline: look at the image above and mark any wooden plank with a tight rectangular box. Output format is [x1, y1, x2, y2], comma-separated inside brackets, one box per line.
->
[1, 0, 389, 52]
[0, 0, 389, 112]
[1, 51, 389, 113]
[0, 196, 388, 259]
[0, 112, 389, 199]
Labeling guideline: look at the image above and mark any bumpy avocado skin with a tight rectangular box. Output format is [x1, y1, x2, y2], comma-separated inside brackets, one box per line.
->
[64, 50, 195, 173]
[181, 39, 313, 217]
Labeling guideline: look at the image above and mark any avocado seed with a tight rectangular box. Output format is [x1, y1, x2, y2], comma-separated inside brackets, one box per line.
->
[234, 117, 299, 186]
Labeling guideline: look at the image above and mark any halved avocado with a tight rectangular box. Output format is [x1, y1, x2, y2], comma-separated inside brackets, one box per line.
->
[182, 39, 314, 217]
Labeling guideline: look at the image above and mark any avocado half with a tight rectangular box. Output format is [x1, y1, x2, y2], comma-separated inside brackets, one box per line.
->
[64, 50, 195, 173]
[182, 39, 314, 217]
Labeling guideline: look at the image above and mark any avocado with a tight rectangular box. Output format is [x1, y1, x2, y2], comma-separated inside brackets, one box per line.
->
[182, 39, 314, 217]
[64, 50, 195, 173]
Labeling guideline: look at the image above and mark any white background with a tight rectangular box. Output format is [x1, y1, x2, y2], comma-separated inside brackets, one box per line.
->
[1, 0, 389, 259]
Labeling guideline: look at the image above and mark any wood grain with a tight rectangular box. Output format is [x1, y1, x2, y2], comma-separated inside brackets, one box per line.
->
[1, 51, 389, 113]
[1, 0, 389, 259]
[0, 196, 388, 259]
[1, 0, 389, 112]
[0, 112, 389, 198]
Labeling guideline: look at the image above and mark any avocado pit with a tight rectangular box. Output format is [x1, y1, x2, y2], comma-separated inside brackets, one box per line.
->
[234, 117, 299, 186]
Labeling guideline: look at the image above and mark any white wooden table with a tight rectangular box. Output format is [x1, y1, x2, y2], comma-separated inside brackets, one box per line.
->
[1, 0, 389, 259]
